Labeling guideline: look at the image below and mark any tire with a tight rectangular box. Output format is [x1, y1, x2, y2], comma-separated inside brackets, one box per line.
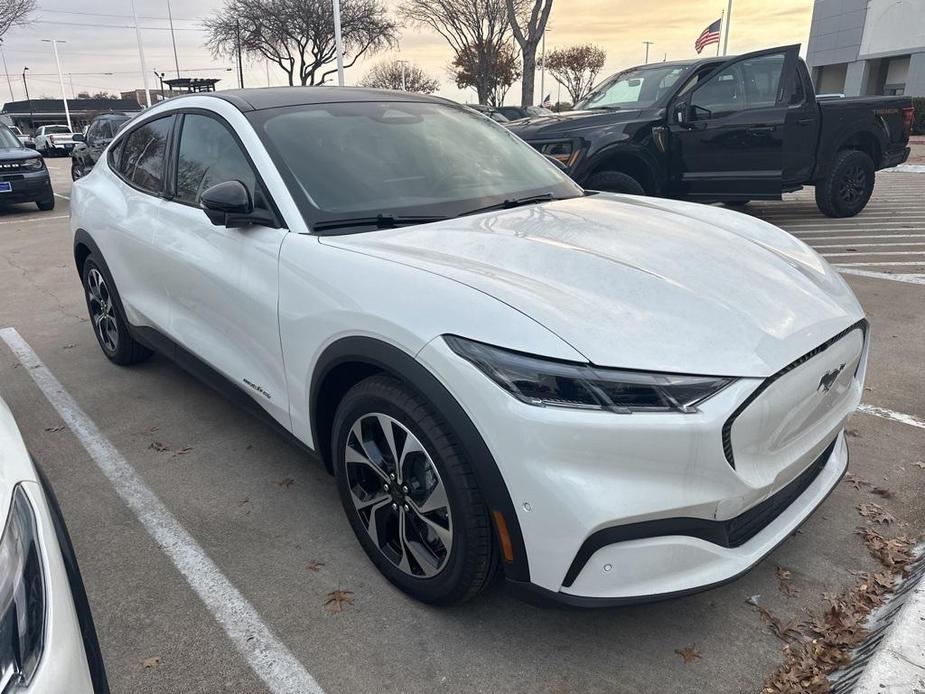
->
[36, 197, 55, 211]
[332, 374, 496, 605]
[80, 255, 153, 366]
[814, 150, 875, 218]
[71, 160, 82, 180]
[723, 200, 750, 207]
[584, 170, 646, 195]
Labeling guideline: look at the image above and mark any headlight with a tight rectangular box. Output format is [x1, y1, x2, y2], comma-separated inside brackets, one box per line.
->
[537, 141, 578, 167]
[445, 336, 734, 413]
[20, 158, 43, 171]
[0, 486, 45, 691]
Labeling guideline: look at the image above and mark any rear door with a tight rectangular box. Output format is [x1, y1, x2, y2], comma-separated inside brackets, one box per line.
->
[668, 45, 799, 200]
[154, 110, 290, 427]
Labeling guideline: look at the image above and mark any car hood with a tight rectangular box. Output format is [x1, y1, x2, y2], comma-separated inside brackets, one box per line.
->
[0, 147, 41, 162]
[506, 108, 651, 139]
[0, 396, 36, 526]
[320, 194, 864, 377]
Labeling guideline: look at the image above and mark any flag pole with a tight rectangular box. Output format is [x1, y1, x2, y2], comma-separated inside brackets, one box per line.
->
[717, 10, 723, 56]
[722, 0, 733, 55]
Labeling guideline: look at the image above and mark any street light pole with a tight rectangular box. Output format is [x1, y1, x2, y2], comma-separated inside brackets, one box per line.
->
[130, 0, 152, 107]
[396, 59, 408, 90]
[153, 70, 165, 98]
[166, 0, 181, 78]
[42, 39, 72, 132]
[722, 0, 733, 56]
[0, 41, 13, 102]
[332, 0, 345, 86]
[540, 29, 547, 106]
[22, 67, 32, 131]
[643, 41, 654, 64]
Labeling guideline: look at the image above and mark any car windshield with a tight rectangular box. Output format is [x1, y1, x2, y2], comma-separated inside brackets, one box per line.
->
[0, 126, 22, 148]
[254, 101, 582, 228]
[9, 126, 22, 136]
[576, 64, 693, 110]
[45, 126, 71, 134]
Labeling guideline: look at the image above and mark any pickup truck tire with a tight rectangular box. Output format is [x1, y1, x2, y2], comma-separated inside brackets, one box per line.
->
[585, 171, 646, 195]
[815, 150, 875, 218]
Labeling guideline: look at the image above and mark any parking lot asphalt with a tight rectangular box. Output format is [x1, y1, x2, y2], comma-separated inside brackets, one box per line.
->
[1, 158, 923, 694]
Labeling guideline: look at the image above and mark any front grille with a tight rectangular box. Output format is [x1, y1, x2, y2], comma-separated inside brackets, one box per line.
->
[722, 319, 867, 468]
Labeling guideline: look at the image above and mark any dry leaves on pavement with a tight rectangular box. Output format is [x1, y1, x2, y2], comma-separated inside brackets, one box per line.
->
[843, 472, 871, 491]
[306, 561, 326, 572]
[324, 588, 354, 613]
[142, 656, 161, 669]
[674, 646, 701, 664]
[276, 477, 295, 488]
[148, 441, 169, 453]
[776, 567, 799, 597]
[856, 527, 915, 569]
[856, 502, 895, 525]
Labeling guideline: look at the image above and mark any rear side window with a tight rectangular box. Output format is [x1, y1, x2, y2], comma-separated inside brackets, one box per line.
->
[118, 116, 173, 195]
[174, 113, 259, 206]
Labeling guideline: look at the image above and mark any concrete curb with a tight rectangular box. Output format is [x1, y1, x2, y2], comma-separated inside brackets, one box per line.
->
[831, 549, 925, 693]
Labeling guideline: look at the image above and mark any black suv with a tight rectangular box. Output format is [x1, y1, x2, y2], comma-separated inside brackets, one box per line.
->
[71, 113, 132, 180]
[0, 123, 55, 211]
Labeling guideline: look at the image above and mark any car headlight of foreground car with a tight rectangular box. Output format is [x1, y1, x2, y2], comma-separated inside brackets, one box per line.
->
[0, 486, 45, 692]
[445, 336, 734, 413]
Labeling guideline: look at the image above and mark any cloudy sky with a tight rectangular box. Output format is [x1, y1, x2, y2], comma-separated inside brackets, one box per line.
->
[0, 0, 814, 106]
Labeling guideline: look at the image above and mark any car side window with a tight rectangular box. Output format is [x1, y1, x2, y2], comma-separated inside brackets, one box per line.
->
[118, 116, 173, 195]
[86, 121, 101, 145]
[691, 52, 786, 119]
[174, 113, 261, 207]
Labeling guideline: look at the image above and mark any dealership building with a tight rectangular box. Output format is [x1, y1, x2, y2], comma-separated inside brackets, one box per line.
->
[806, 0, 924, 97]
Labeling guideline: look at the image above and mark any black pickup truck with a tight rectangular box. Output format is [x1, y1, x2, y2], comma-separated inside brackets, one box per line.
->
[508, 45, 914, 217]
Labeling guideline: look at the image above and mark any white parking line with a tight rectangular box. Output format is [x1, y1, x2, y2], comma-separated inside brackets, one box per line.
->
[800, 235, 925, 241]
[816, 242, 925, 248]
[836, 261, 925, 266]
[54, 193, 69, 200]
[823, 251, 925, 257]
[0, 327, 324, 694]
[0, 214, 68, 225]
[857, 403, 925, 430]
[838, 268, 925, 285]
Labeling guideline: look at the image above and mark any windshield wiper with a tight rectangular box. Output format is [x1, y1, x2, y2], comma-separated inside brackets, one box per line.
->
[461, 193, 563, 217]
[587, 105, 622, 111]
[313, 214, 449, 233]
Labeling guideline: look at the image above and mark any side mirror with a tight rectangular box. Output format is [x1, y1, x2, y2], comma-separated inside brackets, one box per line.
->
[200, 180, 253, 227]
[72, 133, 85, 143]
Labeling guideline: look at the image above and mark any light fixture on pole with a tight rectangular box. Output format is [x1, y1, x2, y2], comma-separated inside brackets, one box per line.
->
[643, 41, 654, 64]
[332, 0, 345, 86]
[154, 70, 165, 98]
[130, 0, 152, 107]
[41, 39, 72, 132]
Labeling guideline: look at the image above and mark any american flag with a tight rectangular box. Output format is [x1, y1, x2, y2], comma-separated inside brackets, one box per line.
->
[541, 94, 551, 108]
[695, 18, 722, 54]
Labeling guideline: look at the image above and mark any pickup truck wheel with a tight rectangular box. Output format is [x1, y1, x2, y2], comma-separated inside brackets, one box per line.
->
[815, 150, 875, 218]
[585, 170, 646, 195]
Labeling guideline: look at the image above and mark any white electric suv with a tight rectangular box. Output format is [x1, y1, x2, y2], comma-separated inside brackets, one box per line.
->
[70, 88, 866, 606]
[0, 396, 108, 691]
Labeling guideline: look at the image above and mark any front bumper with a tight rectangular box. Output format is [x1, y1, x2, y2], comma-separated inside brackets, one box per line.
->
[417, 324, 864, 604]
[0, 170, 53, 205]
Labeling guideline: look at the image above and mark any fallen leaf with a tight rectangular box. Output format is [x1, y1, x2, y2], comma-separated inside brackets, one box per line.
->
[843, 472, 871, 491]
[870, 487, 895, 499]
[62, 343, 76, 349]
[276, 477, 295, 488]
[745, 594, 761, 606]
[142, 656, 161, 669]
[674, 645, 701, 664]
[914, 462, 925, 470]
[174, 446, 193, 456]
[306, 561, 326, 572]
[776, 566, 799, 597]
[44, 425, 65, 432]
[149, 441, 169, 452]
[324, 588, 354, 613]
[857, 502, 896, 525]
[758, 607, 802, 643]
[856, 527, 915, 569]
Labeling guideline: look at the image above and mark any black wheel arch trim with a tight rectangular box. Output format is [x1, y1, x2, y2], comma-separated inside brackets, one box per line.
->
[310, 335, 531, 582]
[32, 458, 111, 693]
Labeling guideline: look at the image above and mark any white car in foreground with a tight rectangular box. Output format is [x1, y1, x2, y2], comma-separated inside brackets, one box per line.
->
[69, 88, 866, 606]
[0, 396, 107, 691]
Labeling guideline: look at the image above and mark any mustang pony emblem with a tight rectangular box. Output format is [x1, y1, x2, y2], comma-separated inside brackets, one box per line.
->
[818, 363, 846, 393]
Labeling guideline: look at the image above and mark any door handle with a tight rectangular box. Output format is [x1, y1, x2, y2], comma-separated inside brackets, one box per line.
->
[797, 118, 813, 126]
[747, 126, 775, 134]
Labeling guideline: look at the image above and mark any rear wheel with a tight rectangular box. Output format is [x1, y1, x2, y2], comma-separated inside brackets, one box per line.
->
[815, 150, 875, 218]
[332, 374, 496, 605]
[80, 256, 153, 365]
[584, 170, 646, 195]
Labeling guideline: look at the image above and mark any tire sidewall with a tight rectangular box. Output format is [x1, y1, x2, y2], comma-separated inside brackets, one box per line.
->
[80, 256, 134, 363]
[585, 170, 646, 195]
[826, 151, 875, 217]
[332, 383, 479, 604]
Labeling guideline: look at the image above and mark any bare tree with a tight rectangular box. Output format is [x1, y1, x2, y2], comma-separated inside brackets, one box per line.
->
[505, 0, 552, 107]
[204, 0, 399, 86]
[542, 44, 606, 104]
[401, 0, 512, 105]
[452, 43, 520, 107]
[360, 60, 440, 93]
[0, 0, 35, 38]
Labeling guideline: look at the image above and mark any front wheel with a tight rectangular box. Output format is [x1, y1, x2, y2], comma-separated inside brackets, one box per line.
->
[332, 374, 496, 605]
[584, 170, 646, 195]
[815, 150, 875, 218]
[71, 160, 84, 180]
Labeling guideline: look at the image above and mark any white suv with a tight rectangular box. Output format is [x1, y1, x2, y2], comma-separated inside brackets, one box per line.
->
[69, 89, 867, 606]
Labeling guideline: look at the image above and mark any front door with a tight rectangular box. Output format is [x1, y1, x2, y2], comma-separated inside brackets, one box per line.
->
[668, 45, 799, 200]
[154, 111, 291, 427]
